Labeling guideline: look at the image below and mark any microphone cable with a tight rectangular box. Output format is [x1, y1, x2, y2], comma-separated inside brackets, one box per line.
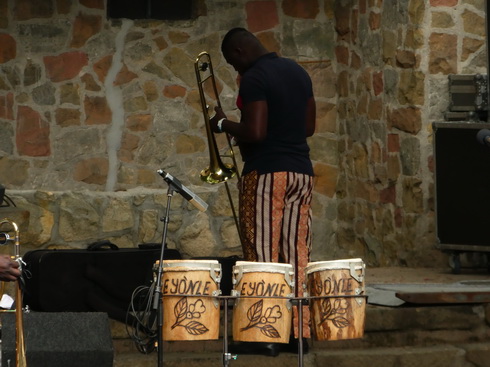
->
[125, 281, 158, 354]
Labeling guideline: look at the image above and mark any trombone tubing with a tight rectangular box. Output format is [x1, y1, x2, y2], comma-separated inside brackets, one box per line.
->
[0, 218, 27, 367]
[194, 52, 243, 247]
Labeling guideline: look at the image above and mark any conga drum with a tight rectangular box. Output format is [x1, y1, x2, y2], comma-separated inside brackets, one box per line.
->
[306, 258, 366, 341]
[232, 261, 294, 344]
[160, 259, 221, 341]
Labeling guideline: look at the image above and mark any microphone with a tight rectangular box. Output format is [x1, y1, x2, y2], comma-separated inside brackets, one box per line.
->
[157, 170, 208, 212]
[476, 129, 490, 147]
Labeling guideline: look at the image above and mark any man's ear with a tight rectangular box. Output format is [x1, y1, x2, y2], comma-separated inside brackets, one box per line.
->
[234, 46, 244, 57]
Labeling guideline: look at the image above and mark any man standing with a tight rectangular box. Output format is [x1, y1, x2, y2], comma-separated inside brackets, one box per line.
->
[210, 28, 316, 356]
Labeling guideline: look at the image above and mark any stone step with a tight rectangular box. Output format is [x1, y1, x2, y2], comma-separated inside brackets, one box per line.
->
[110, 301, 490, 366]
[113, 343, 490, 367]
[111, 303, 490, 353]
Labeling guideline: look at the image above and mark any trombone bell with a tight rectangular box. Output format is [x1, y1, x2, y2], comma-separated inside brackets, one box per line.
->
[200, 164, 237, 184]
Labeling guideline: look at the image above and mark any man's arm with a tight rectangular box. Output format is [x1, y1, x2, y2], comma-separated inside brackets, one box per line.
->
[210, 101, 268, 143]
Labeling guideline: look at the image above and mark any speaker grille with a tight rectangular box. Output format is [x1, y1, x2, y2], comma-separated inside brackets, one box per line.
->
[1, 312, 113, 367]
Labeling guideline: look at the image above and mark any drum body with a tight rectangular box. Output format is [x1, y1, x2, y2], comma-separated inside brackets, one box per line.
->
[161, 260, 221, 341]
[306, 259, 365, 341]
[232, 261, 294, 343]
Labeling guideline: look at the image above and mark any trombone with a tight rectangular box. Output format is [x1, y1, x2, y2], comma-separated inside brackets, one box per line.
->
[0, 218, 27, 367]
[194, 51, 243, 246]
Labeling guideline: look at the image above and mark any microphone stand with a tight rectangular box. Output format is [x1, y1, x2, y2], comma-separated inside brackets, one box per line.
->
[153, 183, 176, 367]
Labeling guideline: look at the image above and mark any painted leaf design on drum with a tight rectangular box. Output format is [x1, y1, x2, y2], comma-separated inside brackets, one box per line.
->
[172, 297, 189, 328]
[171, 297, 209, 335]
[259, 324, 280, 338]
[246, 299, 263, 325]
[331, 316, 350, 329]
[319, 298, 350, 329]
[184, 320, 209, 335]
[240, 300, 282, 339]
[320, 297, 332, 319]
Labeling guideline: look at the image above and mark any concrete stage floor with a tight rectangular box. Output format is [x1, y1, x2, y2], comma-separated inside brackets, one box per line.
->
[366, 266, 490, 306]
[367, 266, 490, 284]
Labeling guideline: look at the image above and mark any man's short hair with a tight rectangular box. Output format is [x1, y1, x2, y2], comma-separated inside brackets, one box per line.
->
[221, 27, 256, 53]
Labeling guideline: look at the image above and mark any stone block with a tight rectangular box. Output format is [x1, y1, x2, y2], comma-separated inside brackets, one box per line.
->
[462, 9, 485, 36]
[0, 93, 14, 120]
[246, 1, 279, 33]
[0, 207, 29, 234]
[388, 107, 421, 134]
[0, 34, 16, 63]
[313, 163, 338, 198]
[44, 51, 89, 82]
[70, 13, 102, 48]
[429, 33, 457, 74]
[464, 342, 490, 367]
[84, 95, 112, 125]
[14, 0, 54, 20]
[16, 106, 50, 157]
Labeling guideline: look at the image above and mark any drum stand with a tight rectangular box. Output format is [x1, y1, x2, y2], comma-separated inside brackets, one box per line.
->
[152, 183, 176, 367]
[221, 296, 236, 367]
[295, 298, 306, 367]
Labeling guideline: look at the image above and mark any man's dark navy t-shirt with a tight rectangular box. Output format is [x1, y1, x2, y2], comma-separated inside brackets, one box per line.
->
[238, 52, 314, 176]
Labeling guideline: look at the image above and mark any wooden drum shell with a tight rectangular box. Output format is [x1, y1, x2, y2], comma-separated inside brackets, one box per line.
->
[306, 259, 366, 341]
[232, 261, 294, 344]
[160, 260, 221, 341]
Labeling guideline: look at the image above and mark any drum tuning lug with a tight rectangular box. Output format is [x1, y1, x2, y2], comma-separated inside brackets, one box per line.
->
[355, 288, 364, 305]
[230, 290, 240, 308]
[212, 290, 221, 308]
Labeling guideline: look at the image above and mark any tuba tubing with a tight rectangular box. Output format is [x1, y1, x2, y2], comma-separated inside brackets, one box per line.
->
[0, 218, 27, 367]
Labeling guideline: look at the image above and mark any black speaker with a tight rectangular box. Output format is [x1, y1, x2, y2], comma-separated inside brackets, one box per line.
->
[434, 122, 490, 249]
[1, 312, 114, 367]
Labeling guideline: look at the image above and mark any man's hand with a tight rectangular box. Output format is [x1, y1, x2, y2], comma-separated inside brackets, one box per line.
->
[210, 107, 227, 133]
[0, 255, 21, 281]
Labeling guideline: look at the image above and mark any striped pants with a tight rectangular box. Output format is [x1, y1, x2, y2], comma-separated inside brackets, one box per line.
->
[238, 170, 313, 338]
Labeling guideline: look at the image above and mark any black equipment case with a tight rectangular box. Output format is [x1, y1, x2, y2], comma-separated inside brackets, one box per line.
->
[23, 241, 181, 323]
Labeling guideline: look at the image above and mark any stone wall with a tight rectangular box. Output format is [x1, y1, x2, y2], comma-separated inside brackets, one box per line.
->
[332, 0, 487, 267]
[0, 0, 486, 267]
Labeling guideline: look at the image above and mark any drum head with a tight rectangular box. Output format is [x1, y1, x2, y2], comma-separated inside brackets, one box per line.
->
[306, 259, 364, 274]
